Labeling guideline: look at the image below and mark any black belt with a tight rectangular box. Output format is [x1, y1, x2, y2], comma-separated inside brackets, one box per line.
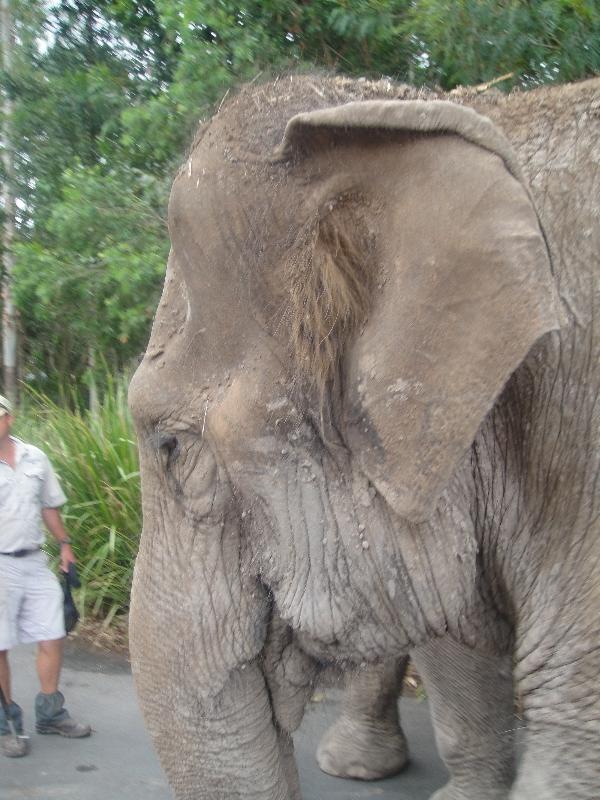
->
[0, 547, 41, 557]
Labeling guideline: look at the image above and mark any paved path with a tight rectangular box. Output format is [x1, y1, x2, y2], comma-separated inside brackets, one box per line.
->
[2, 640, 447, 799]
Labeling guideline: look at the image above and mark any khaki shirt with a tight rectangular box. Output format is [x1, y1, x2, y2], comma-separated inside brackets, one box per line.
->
[0, 437, 67, 552]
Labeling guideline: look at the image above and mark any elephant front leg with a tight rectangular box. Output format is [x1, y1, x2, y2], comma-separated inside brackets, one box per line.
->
[509, 645, 600, 799]
[510, 732, 599, 800]
[316, 657, 409, 780]
[413, 637, 516, 800]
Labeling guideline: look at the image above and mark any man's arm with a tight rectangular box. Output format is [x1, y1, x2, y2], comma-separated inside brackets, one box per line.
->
[42, 507, 76, 572]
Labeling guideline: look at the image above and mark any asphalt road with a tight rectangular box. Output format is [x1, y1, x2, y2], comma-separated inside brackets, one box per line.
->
[2, 640, 447, 800]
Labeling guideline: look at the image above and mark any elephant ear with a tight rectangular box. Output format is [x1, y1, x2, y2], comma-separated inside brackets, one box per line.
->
[278, 100, 564, 523]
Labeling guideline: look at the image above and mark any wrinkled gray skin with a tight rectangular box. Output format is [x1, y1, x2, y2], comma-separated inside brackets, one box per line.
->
[129, 76, 600, 800]
[316, 658, 409, 780]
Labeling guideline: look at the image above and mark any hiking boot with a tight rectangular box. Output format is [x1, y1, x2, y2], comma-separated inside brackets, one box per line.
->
[2, 733, 30, 757]
[1, 701, 30, 757]
[35, 691, 91, 738]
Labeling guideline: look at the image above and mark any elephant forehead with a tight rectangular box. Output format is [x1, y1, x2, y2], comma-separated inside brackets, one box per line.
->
[169, 161, 254, 292]
[166, 156, 276, 374]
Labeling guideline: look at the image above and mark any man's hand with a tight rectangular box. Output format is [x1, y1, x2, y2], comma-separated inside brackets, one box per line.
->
[59, 543, 76, 573]
[41, 507, 77, 572]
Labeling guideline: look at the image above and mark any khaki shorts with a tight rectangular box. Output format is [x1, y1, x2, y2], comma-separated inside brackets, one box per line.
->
[0, 550, 65, 650]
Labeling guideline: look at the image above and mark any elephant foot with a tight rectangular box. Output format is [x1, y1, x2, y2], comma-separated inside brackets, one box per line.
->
[316, 714, 408, 780]
[429, 779, 511, 800]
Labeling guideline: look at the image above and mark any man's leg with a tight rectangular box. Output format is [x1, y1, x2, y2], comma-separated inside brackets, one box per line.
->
[0, 649, 28, 758]
[21, 554, 91, 739]
[0, 649, 11, 701]
[0, 555, 19, 704]
[0, 565, 29, 759]
[34, 638, 91, 738]
[36, 638, 63, 694]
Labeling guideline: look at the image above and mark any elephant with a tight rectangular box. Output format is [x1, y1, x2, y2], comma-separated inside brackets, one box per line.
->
[315, 657, 409, 780]
[128, 73, 600, 800]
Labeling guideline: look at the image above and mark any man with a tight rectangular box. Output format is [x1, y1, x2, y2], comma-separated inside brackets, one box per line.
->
[0, 394, 91, 758]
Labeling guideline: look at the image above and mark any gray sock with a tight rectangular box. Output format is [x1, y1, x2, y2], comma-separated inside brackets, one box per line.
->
[35, 691, 70, 724]
[1, 701, 24, 735]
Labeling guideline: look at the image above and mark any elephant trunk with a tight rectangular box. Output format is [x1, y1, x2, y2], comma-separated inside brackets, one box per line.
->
[129, 483, 298, 799]
[135, 659, 297, 798]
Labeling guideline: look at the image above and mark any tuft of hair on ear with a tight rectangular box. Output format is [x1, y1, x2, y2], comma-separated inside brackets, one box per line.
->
[285, 193, 375, 406]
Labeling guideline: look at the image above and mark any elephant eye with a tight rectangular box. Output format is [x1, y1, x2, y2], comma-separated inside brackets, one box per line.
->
[147, 422, 225, 520]
[155, 433, 180, 471]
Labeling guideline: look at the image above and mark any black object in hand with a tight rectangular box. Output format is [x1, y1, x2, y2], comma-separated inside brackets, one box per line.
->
[67, 561, 81, 588]
[62, 564, 81, 633]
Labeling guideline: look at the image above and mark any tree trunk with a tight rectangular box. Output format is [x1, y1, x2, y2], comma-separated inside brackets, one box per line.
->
[1, 0, 18, 404]
[88, 345, 99, 414]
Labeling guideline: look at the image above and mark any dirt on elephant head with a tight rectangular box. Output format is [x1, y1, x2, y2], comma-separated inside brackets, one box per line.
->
[183, 73, 577, 410]
[192, 74, 440, 157]
[167, 71, 599, 428]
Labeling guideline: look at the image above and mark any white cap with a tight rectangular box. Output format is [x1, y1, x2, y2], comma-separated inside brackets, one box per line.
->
[0, 394, 12, 417]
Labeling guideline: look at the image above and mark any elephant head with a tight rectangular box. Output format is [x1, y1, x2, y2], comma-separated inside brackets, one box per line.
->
[128, 77, 562, 799]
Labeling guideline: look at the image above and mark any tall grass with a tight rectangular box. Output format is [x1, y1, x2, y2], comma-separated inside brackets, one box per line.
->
[15, 376, 141, 626]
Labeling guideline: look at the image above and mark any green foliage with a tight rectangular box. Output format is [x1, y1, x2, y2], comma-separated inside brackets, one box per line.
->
[405, 0, 600, 89]
[3, 2, 173, 397]
[14, 376, 141, 624]
[13, 163, 168, 393]
[11, 2, 141, 226]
